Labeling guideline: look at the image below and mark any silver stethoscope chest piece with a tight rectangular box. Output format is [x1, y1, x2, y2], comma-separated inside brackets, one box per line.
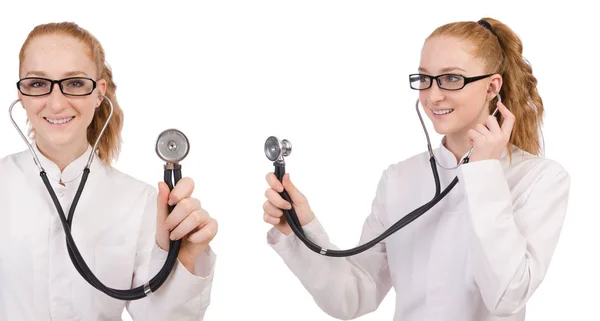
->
[264, 136, 292, 162]
[156, 129, 190, 163]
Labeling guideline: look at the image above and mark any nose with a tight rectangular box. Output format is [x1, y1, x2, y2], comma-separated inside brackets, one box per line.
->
[46, 83, 68, 112]
[424, 80, 445, 104]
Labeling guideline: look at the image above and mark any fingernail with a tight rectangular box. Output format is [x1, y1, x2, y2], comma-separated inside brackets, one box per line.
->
[278, 186, 284, 192]
[170, 233, 177, 240]
[287, 203, 292, 209]
[168, 197, 174, 206]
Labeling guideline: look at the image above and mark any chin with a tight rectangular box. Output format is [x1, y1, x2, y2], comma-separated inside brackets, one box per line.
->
[425, 113, 460, 136]
[427, 118, 453, 135]
[37, 131, 78, 148]
[431, 125, 451, 136]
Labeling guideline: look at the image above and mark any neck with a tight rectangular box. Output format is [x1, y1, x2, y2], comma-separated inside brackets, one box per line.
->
[443, 132, 472, 164]
[35, 138, 89, 172]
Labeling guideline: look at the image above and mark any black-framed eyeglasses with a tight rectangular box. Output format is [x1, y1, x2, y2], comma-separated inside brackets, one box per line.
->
[409, 73, 494, 91]
[16, 77, 97, 97]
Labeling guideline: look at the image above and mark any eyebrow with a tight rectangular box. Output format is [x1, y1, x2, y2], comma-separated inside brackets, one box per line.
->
[418, 67, 467, 73]
[24, 70, 90, 78]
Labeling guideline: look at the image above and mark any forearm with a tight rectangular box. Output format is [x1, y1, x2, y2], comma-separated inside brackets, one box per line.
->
[468, 206, 532, 315]
[459, 160, 570, 316]
[128, 244, 216, 321]
[268, 218, 391, 319]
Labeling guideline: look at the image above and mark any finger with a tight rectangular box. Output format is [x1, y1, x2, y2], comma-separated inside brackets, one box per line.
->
[498, 102, 515, 136]
[170, 209, 210, 240]
[486, 115, 502, 135]
[474, 124, 491, 138]
[263, 212, 281, 225]
[282, 173, 308, 206]
[266, 172, 284, 193]
[263, 200, 284, 218]
[156, 182, 171, 231]
[165, 197, 202, 231]
[265, 188, 292, 210]
[168, 177, 195, 206]
[187, 218, 218, 244]
[468, 128, 484, 145]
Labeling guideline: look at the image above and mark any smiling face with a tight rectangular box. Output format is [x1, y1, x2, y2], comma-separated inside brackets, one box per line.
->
[417, 35, 501, 140]
[18, 33, 106, 154]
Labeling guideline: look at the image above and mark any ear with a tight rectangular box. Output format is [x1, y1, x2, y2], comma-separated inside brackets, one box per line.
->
[95, 79, 107, 108]
[487, 74, 503, 100]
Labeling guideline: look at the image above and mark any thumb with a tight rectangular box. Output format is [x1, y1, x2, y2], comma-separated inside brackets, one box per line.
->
[156, 181, 171, 228]
[282, 173, 307, 206]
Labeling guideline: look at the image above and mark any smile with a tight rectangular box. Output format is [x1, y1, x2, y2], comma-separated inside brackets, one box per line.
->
[44, 116, 74, 125]
[431, 109, 454, 115]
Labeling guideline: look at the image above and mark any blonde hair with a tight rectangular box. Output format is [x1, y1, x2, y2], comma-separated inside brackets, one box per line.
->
[19, 22, 124, 164]
[428, 17, 544, 158]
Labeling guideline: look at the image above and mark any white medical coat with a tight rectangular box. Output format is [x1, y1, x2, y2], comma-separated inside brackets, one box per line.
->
[0, 143, 216, 321]
[267, 142, 570, 321]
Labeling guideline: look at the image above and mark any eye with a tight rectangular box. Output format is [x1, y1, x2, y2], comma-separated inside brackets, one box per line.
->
[65, 79, 85, 87]
[445, 74, 461, 82]
[24, 80, 48, 88]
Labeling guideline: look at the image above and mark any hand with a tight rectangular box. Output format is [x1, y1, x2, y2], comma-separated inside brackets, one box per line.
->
[156, 178, 218, 273]
[263, 172, 315, 236]
[467, 101, 515, 162]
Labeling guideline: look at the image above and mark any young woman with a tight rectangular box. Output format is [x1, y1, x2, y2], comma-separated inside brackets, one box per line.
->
[262, 17, 570, 321]
[0, 22, 218, 320]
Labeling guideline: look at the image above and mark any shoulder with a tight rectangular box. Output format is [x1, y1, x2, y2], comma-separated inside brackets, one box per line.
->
[504, 145, 569, 183]
[0, 149, 33, 173]
[96, 163, 157, 201]
[381, 149, 432, 181]
[464, 145, 571, 207]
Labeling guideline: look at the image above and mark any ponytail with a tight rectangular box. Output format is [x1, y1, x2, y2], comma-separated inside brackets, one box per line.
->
[485, 17, 544, 157]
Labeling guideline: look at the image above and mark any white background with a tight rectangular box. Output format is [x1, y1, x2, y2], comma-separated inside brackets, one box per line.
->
[0, 1, 597, 320]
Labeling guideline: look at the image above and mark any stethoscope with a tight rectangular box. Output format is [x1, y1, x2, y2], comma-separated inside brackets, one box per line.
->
[264, 91, 501, 257]
[9, 96, 191, 300]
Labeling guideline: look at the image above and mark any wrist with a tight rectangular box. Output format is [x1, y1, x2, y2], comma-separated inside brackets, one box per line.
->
[178, 253, 196, 274]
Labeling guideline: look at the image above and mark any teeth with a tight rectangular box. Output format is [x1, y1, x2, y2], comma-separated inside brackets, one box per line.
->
[46, 117, 74, 124]
[432, 109, 454, 115]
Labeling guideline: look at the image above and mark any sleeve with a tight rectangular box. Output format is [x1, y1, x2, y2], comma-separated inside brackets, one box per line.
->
[266, 169, 393, 320]
[457, 159, 570, 316]
[125, 188, 217, 321]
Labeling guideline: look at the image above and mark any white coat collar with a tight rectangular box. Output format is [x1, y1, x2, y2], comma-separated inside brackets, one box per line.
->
[31, 141, 104, 186]
[436, 136, 509, 168]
